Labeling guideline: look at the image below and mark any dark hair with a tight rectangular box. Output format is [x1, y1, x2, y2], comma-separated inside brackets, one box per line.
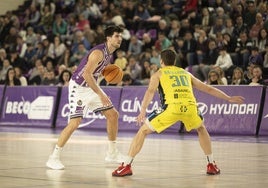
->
[160, 49, 176, 66]
[104, 25, 123, 38]
[4, 68, 21, 86]
[58, 69, 72, 84]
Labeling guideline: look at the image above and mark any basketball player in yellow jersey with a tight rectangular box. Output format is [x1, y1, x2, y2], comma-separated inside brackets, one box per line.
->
[112, 49, 245, 177]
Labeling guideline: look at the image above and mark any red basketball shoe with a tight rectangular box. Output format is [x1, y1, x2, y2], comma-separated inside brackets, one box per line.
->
[112, 163, 133, 177]
[207, 162, 220, 175]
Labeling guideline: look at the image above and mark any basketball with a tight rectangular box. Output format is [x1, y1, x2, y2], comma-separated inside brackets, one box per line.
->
[102, 64, 123, 84]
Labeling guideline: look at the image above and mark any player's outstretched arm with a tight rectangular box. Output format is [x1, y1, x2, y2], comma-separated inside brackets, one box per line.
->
[191, 74, 245, 104]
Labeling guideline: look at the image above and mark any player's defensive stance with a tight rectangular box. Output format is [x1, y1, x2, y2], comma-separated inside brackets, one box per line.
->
[112, 49, 244, 176]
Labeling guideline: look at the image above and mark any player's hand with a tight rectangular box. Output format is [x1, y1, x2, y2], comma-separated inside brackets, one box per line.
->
[136, 111, 146, 126]
[228, 96, 245, 104]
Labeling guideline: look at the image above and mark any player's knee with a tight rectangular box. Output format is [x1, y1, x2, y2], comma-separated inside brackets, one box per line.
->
[105, 108, 119, 120]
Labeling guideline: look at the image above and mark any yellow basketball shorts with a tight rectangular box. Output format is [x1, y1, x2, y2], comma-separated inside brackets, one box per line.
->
[146, 103, 203, 133]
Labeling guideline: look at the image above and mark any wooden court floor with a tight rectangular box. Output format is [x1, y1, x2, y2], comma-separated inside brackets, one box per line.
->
[0, 126, 268, 188]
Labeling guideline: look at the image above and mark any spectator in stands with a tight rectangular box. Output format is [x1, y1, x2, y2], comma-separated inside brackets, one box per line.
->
[207, 69, 224, 85]
[41, 70, 58, 86]
[0, 67, 21, 86]
[141, 33, 155, 52]
[232, 15, 249, 38]
[23, 42, 37, 68]
[192, 39, 218, 82]
[244, 1, 257, 29]
[25, 26, 37, 47]
[249, 12, 264, 45]
[57, 69, 72, 87]
[133, 3, 152, 31]
[28, 59, 44, 85]
[154, 31, 172, 52]
[71, 30, 91, 54]
[83, 24, 97, 46]
[84, 0, 102, 29]
[37, 4, 53, 33]
[93, 24, 105, 46]
[45, 59, 55, 73]
[181, 31, 196, 66]
[235, 31, 253, 69]
[201, 7, 212, 33]
[213, 46, 233, 73]
[256, 28, 268, 55]
[179, 18, 194, 38]
[122, 73, 142, 86]
[262, 43, 268, 78]
[52, 14, 68, 38]
[127, 35, 143, 57]
[3, 26, 18, 51]
[222, 18, 234, 37]
[47, 35, 66, 63]
[57, 48, 72, 67]
[16, 35, 27, 58]
[114, 49, 127, 71]
[195, 29, 209, 66]
[0, 59, 12, 81]
[140, 60, 152, 85]
[70, 43, 88, 66]
[214, 66, 228, 85]
[24, 3, 41, 29]
[208, 17, 225, 39]
[75, 13, 90, 32]
[14, 66, 28, 86]
[157, 19, 170, 37]
[248, 65, 266, 85]
[0, 48, 7, 69]
[168, 19, 181, 42]
[248, 46, 263, 67]
[121, 0, 135, 31]
[230, 67, 248, 85]
[9, 48, 29, 74]
[150, 48, 160, 68]
[125, 55, 142, 80]
[0, 16, 13, 46]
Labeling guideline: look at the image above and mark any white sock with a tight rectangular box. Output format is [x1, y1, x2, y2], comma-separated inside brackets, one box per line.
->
[51, 145, 62, 158]
[124, 155, 133, 165]
[206, 154, 214, 164]
[108, 140, 116, 153]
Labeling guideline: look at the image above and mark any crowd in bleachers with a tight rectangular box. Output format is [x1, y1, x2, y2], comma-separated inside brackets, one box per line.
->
[0, 0, 268, 87]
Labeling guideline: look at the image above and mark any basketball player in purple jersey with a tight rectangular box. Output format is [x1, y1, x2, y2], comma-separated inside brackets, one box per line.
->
[46, 25, 124, 170]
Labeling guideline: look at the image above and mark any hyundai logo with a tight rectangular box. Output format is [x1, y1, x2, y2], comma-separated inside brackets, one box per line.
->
[197, 102, 208, 115]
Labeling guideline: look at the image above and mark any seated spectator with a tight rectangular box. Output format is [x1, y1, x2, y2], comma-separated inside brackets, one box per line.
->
[122, 73, 142, 86]
[155, 31, 172, 52]
[213, 46, 234, 79]
[230, 67, 248, 85]
[70, 43, 88, 66]
[0, 67, 21, 86]
[14, 66, 28, 86]
[114, 50, 127, 71]
[0, 59, 13, 81]
[207, 69, 224, 85]
[71, 30, 91, 54]
[52, 14, 68, 37]
[0, 48, 7, 69]
[57, 69, 72, 86]
[127, 35, 143, 57]
[213, 66, 228, 85]
[41, 70, 58, 85]
[75, 13, 90, 31]
[248, 46, 263, 67]
[248, 65, 267, 85]
[47, 35, 66, 63]
[125, 55, 142, 80]
[24, 3, 41, 29]
[28, 59, 46, 85]
[262, 44, 268, 78]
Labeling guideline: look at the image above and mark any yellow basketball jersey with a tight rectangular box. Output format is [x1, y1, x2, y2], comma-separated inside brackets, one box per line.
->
[159, 66, 196, 104]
